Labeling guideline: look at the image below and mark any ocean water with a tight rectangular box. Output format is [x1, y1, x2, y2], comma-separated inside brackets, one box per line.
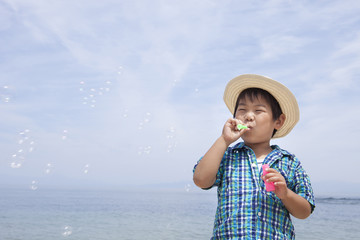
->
[0, 187, 359, 240]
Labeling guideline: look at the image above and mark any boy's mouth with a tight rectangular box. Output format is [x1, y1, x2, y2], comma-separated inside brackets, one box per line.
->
[246, 124, 255, 129]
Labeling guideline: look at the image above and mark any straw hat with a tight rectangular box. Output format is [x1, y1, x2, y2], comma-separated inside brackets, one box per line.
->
[223, 74, 299, 138]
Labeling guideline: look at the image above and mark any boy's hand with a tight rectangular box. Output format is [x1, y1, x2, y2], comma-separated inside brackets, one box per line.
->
[262, 167, 312, 219]
[222, 118, 249, 145]
[262, 168, 289, 199]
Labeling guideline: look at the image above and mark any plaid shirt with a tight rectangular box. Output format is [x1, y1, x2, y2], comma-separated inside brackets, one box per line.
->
[194, 142, 315, 240]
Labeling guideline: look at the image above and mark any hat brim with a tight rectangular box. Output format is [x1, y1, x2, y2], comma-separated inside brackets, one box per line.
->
[223, 74, 299, 138]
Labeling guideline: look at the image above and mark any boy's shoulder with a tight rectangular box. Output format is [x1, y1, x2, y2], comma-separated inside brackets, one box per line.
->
[271, 145, 296, 158]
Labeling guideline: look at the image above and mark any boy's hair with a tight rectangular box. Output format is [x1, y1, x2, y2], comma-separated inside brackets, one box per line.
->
[233, 88, 283, 137]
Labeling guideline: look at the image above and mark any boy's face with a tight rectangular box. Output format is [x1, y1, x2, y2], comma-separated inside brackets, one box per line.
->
[234, 95, 285, 145]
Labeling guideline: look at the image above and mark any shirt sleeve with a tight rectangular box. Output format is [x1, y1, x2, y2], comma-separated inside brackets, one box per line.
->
[192, 152, 226, 190]
[291, 159, 316, 213]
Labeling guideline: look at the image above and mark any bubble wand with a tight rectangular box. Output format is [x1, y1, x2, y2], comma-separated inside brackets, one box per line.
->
[237, 124, 248, 130]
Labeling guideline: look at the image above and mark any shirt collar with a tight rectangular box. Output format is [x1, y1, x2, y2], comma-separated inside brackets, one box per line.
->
[231, 142, 293, 158]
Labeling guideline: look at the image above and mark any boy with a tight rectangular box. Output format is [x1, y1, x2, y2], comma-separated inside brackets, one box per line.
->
[193, 74, 315, 239]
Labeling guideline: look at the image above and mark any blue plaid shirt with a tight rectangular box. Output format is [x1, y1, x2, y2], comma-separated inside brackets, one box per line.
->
[194, 142, 315, 240]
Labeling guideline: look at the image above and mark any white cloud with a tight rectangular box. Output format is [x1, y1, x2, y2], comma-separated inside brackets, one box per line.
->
[259, 35, 314, 60]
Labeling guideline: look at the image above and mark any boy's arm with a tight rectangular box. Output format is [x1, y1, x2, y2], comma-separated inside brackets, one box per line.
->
[193, 136, 229, 189]
[280, 189, 312, 219]
[193, 118, 248, 189]
[262, 168, 312, 219]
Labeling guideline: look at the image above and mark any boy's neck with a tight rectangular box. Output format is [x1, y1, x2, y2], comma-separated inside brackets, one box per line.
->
[245, 142, 273, 160]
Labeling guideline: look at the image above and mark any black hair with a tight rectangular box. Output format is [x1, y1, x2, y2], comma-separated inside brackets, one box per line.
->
[233, 88, 283, 136]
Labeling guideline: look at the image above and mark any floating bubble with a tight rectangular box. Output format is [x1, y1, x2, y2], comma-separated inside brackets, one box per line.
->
[79, 77, 117, 108]
[62, 130, 68, 140]
[1, 85, 11, 103]
[10, 161, 22, 168]
[166, 143, 177, 153]
[137, 147, 143, 155]
[117, 66, 123, 75]
[30, 180, 38, 190]
[166, 127, 177, 153]
[195, 88, 199, 93]
[122, 109, 128, 118]
[62, 226, 73, 237]
[83, 164, 89, 174]
[138, 146, 152, 155]
[10, 130, 35, 168]
[144, 146, 152, 154]
[185, 183, 191, 192]
[138, 112, 152, 130]
[143, 112, 151, 123]
[45, 163, 53, 174]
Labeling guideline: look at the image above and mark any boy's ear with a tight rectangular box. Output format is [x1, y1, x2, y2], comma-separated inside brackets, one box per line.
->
[274, 114, 286, 130]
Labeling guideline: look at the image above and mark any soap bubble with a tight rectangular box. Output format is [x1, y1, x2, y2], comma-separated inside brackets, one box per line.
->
[166, 127, 177, 153]
[30, 180, 38, 190]
[185, 183, 191, 192]
[10, 158, 23, 168]
[122, 109, 129, 118]
[45, 163, 53, 174]
[166, 143, 177, 153]
[62, 130, 68, 140]
[144, 112, 151, 123]
[117, 66, 123, 75]
[79, 75, 118, 108]
[83, 164, 90, 174]
[1, 85, 11, 103]
[62, 226, 73, 237]
[144, 146, 152, 154]
[10, 130, 35, 168]
[138, 122, 144, 130]
[138, 146, 152, 155]
[138, 112, 152, 130]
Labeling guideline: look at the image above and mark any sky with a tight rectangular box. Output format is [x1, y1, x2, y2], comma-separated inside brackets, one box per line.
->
[1, 0, 360, 196]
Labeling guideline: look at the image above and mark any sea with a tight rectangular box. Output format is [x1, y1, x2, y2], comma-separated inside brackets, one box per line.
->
[0, 187, 359, 240]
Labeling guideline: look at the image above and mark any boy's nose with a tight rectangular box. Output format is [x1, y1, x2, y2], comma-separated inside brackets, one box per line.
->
[245, 112, 255, 121]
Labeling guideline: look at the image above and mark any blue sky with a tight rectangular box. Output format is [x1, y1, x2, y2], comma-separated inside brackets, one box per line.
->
[1, 0, 360, 196]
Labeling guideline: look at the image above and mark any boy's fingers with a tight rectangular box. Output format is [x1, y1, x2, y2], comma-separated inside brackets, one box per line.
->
[263, 172, 276, 179]
[266, 176, 282, 183]
[263, 173, 284, 182]
[264, 168, 277, 173]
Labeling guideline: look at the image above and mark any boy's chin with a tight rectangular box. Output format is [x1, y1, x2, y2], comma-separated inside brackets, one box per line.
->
[241, 135, 272, 145]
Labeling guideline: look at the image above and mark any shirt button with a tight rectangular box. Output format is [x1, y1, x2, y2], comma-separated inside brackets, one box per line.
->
[258, 212, 261, 217]
[251, 163, 257, 168]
